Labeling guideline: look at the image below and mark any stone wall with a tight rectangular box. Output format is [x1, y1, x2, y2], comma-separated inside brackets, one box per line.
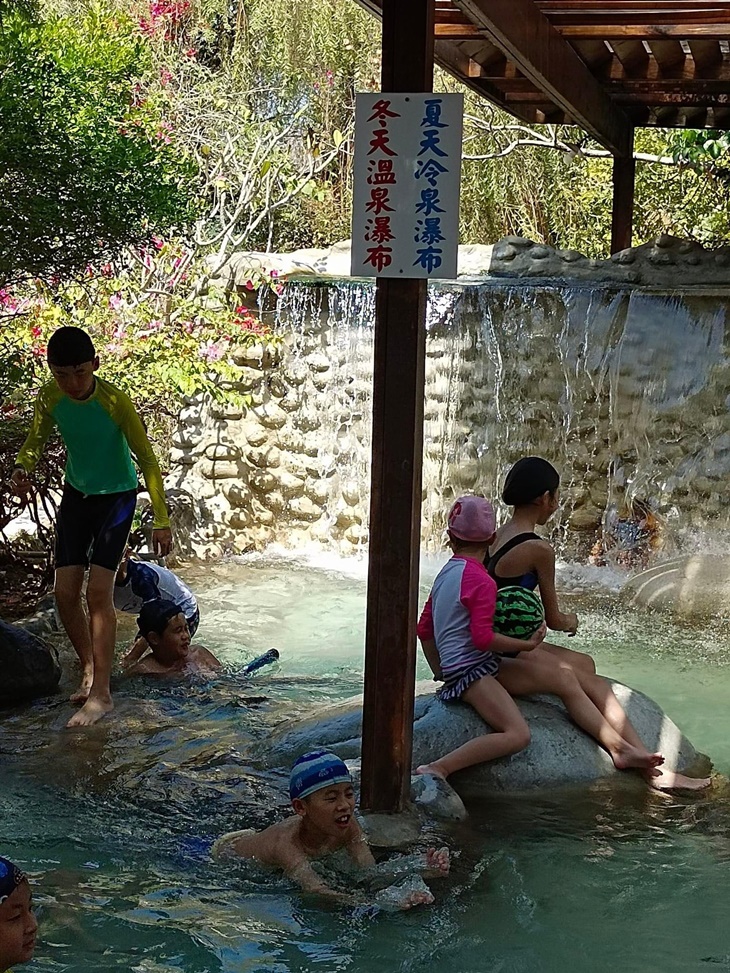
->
[166, 239, 730, 559]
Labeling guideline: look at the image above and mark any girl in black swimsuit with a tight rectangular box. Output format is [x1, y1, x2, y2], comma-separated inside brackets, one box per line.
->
[481, 457, 710, 792]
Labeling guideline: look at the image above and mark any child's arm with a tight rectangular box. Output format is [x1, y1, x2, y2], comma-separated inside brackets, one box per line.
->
[190, 646, 223, 670]
[416, 596, 443, 678]
[12, 389, 56, 495]
[532, 542, 579, 634]
[120, 635, 149, 668]
[420, 638, 443, 680]
[112, 392, 172, 555]
[464, 566, 546, 655]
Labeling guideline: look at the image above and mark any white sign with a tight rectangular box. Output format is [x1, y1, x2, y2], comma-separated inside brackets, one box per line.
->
[351, 92, 463, 280]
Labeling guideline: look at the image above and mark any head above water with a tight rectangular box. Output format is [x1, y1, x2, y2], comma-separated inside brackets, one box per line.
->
[137, 599, 190, 661]
[289, 749, 353, 802]
[447, 495, 496, 545]
[0, 856, 37, 969]
[502, 457, 560, 507]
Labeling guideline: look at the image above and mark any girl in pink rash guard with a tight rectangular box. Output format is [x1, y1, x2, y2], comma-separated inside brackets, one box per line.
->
[415, 495, 546, 781]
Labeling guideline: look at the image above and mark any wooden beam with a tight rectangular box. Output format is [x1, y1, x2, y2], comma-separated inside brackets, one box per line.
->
[611, 147, 635, 254]
[453, 0, 632, 155]
[648, 39, 687, 74]
[611, 39, 651, 75]
[560, 24, 730, 39]
[688, 39, 723, 74]
[359, 0, 433, 816]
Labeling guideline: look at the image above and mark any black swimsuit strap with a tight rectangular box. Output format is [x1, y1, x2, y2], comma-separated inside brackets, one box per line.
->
[486, 532, 541, 574]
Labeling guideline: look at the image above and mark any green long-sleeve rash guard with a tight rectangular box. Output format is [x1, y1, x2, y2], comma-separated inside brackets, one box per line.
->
[16, 377, 170, 530]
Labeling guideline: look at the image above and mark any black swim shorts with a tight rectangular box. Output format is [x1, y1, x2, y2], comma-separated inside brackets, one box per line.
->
[55, 484, 138, 571]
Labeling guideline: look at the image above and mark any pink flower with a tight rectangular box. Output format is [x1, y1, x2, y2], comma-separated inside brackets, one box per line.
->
[275, 283, 284, 296]
[31, 344, 47, 358]
[160, 67, 174, 85]
[326, 69, 334, 86]
[182, 320, 195, 333]
[198, 340, 226, 362]
[152, 235, 165, 250]
[244, 279, 255, 291]
[149, 319, 164, 331]
[106, 341, 123, 355]
[31, 326, 42, 338]
[101, 263, 113, 277]
[269, 269, 279, 278]
[109, 294, 124, 310]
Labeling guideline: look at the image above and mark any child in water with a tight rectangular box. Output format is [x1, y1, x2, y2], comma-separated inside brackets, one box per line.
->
[213, 749, 450, 909]
[0, 857, 38, 973]
[124, 599, 221, 678]
[114, 547, 199, 668]
[485, 457, 710, 791]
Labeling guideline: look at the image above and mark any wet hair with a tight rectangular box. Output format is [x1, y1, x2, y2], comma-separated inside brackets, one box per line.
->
[0, 856, 27, 904]
[502, 457, 560, 507]
[137, 599, 184, 638]
[46, 326, 96, 367]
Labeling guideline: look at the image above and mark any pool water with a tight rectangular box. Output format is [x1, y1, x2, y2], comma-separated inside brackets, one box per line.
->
[2, 552, 730, 973]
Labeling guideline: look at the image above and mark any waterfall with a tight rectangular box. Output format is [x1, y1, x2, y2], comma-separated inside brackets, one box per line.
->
[169, 277, 730, 560]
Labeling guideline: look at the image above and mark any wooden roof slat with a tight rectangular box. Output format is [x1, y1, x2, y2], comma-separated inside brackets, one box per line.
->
[570, 38, 613, 70]
[452, 0, 633, 154]
[611, 39, 651, 74]
[687, 39, 723, 73]
[647, 39, 687, 74]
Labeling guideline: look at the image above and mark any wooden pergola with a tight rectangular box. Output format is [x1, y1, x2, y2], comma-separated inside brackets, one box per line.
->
[357, 0, 730, 252]
[355, 0, 730, 815]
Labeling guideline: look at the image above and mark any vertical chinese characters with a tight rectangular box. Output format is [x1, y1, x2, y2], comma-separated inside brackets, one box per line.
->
[363, 99, 400, 272]
[413, 98, 448, 274]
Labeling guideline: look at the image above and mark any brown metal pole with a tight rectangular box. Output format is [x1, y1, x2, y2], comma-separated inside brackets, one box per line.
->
[610, 138, 636, 254]
[360, 0, 435, 814]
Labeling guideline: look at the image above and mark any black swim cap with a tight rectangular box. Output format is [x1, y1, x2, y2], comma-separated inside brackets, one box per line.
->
[502, 457, 560, 506]
[137, 598, 184, 637]
[47, 326, 96, 366]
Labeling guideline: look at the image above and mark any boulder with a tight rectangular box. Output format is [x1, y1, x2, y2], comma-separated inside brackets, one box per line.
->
[624, 555, 730, 618]
[259, 680, 709, 798]
[0, 619, 61, 704]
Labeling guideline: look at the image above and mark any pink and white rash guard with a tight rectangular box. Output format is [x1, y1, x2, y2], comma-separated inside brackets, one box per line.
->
[417, 555, 498, 677]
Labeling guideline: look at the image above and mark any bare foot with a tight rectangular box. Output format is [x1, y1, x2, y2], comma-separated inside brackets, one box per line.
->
[646, 769, 712, 792]
[69, 669, 94, 704]
[401, 888, 435, 909]
[612, 745, 664, 772]
[66, 695, 114, 728]
[424, 846, 450, 876]
[416, 763, 448, 781]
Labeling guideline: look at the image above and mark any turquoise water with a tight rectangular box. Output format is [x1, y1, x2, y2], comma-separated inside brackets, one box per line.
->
[2, 553, 730, 973]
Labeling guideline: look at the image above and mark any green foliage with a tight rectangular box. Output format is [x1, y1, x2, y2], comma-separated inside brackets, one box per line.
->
[0, 5, 198, 284]
[0, 241, 283, 448]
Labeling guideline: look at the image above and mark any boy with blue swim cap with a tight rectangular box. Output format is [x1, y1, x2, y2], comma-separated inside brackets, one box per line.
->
[213, 749, 449, 909]
[0, 857, 37, 972]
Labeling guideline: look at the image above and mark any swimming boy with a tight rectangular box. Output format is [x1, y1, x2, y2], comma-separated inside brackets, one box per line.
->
[0, 857, 38, 973]
[114, 549, 199, 668]
[10, 326, 172, 727]
[124, 599, 221, 677]
[213, 749, 449, 909]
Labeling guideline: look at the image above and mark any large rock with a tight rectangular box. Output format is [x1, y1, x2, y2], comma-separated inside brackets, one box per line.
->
[624, 555, 730, 618]
[260, 680, 709, 798]
[0, 619, 61, 704]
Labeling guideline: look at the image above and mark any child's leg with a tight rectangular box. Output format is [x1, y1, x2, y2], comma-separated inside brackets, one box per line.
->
[66, 565, 116, 728]
[573, 668, 710, 790]
[540, 640, 596, 675]
[54, 565, 94, 703]
[416, 676, 531, 780]
[497, 655, 663, 772]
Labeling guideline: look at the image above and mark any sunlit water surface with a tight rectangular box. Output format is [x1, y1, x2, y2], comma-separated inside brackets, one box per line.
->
[2, 551, 730, 973]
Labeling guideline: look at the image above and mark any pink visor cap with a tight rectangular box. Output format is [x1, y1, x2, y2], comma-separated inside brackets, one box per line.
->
[447, 495, 496, 542]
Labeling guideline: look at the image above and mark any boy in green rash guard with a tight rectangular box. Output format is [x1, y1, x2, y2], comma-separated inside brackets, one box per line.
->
[10, 326, 172, 728]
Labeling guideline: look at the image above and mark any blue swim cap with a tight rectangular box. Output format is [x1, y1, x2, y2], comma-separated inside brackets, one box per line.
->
[0, 856, 27, 904]
[289, 749, 352, 801]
